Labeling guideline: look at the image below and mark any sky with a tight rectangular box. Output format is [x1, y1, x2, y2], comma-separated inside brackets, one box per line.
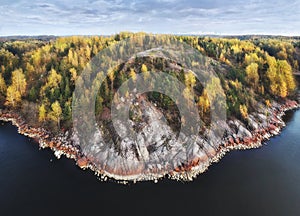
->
[0, 0, 300, 36]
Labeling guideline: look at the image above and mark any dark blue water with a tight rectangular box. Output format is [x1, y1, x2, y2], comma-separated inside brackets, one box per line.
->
[1, 110, 300, 216]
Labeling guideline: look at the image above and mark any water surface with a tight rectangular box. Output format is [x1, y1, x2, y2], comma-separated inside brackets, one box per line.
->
[1, 110, 300, 215]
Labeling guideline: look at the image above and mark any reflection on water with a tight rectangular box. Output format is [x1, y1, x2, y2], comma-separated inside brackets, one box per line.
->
[0, 109, 300, 215]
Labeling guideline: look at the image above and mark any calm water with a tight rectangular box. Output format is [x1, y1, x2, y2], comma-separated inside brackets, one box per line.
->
[1, 110, 300, 216]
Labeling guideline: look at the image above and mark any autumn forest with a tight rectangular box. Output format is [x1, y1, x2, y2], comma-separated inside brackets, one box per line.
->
[0, 33, 299, 133]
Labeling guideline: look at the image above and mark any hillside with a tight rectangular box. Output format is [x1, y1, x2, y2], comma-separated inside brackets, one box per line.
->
[0, 32, 299, 181]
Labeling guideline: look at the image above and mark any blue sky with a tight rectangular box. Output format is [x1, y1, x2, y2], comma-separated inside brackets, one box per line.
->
[0, 0, 300, 36]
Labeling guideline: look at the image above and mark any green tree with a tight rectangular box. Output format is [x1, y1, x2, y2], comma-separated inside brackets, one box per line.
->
[63, 101, 72, 123]
[28, 87, 38, 101]
[95, 95, 104, 115]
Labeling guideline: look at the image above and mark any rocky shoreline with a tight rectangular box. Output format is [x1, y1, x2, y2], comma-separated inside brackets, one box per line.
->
[0, 99, 299, 183]
[170, 100, 299, 181]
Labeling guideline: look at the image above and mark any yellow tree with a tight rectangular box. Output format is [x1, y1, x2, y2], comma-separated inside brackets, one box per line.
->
[0, 74, 7, 95]
[49, 101, 62, 129]
[198, 89, 210, 117]
[185, 71, 196, 89]
[11, 68, 27, 95]
[107, 68, 115, 92]
[277, 50, 287, 60]
[240, 104, 248, 119]
[267, 58, 296, 98]
[129, 68, 137, 82]
[279, 76, 288, 98]
[5, 86, 21, 107]
[245, 53, 259, 65]
[141, 64, 148, 73]
[41, 68, 62, 97]
[245, 63, 259, 89]
[68, 49, 78, 67]
[25, 63, 35, 81]
[69, 68, 77, 82]
[277, 60, 296, 93]
[265, 99, 271, 107]
[39, 104, 47, 123]
[47, 68, 62, 88]
[266, 55, 278, 96]
[141, 64, 150, 80]
[5, 68, 27, 107]
[85, 45, 91, 60]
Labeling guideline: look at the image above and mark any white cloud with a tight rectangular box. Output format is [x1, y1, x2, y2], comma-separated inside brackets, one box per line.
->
[0, 0, 299, 35]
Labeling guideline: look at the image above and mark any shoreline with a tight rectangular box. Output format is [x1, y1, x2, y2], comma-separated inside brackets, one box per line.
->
[0, 100, 299, 183]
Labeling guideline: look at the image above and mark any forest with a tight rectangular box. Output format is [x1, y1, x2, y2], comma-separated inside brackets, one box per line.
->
[0, 32, 299, 133]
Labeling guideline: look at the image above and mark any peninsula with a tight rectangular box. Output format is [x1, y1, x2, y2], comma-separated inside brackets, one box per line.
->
[0, 33, 299, 182]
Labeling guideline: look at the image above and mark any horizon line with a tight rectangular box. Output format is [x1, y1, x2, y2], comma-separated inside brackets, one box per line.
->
[1, 32, 300, 38]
